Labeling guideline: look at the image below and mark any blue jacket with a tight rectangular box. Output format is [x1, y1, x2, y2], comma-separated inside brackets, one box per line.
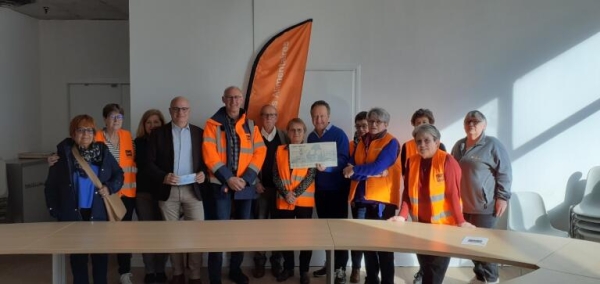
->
[44, 138, 124, 221]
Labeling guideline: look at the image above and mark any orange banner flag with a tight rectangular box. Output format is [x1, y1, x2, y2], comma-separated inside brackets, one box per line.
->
[244, 19, 313, 130]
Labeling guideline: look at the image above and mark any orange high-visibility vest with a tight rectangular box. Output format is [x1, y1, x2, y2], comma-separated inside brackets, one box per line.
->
[203, 113, 266, 184]
[95, 129, 137, 197]
[407, 149, 457, 225]
[348, 133, 402, 206]
[275, 145, 315, 210]
[404, 139, 417, 171]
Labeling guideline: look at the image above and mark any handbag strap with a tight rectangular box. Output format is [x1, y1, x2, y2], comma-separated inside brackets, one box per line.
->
[71, 145, 103, 189]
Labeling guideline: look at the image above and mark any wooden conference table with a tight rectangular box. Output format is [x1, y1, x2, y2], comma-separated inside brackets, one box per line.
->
[0, 219, 599, 284]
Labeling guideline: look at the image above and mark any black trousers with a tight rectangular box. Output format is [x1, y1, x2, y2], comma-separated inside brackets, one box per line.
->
[364, 203, 396, 284]
[416, 254, 450, 284]
[315, 190, 349, 270]
[278, 206, 314, 273]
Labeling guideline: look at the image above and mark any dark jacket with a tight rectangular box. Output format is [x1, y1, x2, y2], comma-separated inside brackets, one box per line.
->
[44, 138, 124, 221]
[147, 122, 208, 201]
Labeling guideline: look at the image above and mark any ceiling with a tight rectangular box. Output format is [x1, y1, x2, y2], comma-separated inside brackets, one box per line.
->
[3, 0, 128, 20]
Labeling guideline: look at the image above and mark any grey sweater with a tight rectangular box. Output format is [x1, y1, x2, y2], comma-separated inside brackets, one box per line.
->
[451, 133, 512, 214]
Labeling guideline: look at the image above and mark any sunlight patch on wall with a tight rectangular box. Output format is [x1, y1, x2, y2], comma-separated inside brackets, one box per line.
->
[512, 31, 600, 149]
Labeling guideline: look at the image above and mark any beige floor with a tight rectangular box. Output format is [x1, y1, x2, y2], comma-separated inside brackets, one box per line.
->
[0, 255, 531, 283]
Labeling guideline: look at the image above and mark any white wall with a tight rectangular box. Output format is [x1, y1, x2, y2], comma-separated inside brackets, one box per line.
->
[0, 8, 40, 160]
[130, 0, 600, 265]
[130, 0, 253, 129]
[39, 20, 129, 151]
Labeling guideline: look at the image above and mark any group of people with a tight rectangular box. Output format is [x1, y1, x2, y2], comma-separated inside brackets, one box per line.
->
[44, 84, 512, 284]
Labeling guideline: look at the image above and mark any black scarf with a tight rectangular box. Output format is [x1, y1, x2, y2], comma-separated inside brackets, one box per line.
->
[73, 142, 103, 177]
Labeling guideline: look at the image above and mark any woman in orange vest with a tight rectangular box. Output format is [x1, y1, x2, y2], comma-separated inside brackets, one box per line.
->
[400, 109, 447, 178]
[94, 103, 137, 284]
[273, 118, 316, 284]
[343, 107, 401, 284]
[390, 124, 474, 284]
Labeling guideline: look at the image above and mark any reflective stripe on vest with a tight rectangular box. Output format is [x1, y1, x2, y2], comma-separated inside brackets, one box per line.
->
[348, 133, 401, 206]
[407, 150, 457, 225]
[275, 145, 315, 210]
[95, 129, 137, 197]
[205, 114, 265, 185]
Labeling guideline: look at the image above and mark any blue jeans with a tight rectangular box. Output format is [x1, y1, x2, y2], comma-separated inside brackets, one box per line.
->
[207, 184, 254, 282]
[464, 213, 499, 282]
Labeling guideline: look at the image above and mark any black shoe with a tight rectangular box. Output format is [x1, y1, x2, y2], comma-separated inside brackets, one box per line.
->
[300, 272, 310, 284]
[277, 269, 294, 282]
[313, 265, 327, 277]
[144, 273, 156, 284]
[229, 271, 249, 284]
[271, 261, 283, 278]
[155, 273, 167, 283]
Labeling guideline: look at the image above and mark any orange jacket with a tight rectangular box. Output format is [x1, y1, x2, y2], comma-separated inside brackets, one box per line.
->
[95, 129, 137, 197]
[407, 150, 457, 225]
[348, 133, 402, 206]
[202, 108, 266, 187]
[275, 145, 315, 210]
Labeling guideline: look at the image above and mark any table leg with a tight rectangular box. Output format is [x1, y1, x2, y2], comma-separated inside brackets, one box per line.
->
[52, 254, 66, 284]
[326, 249, 334, 284]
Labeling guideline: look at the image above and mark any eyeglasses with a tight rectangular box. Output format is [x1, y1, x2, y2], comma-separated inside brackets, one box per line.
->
[109, 114, 124, 120]
[76, 128, 94, 134]
[355, 123, 368, 130]
[224, 96, 243, 101]
[170, 107, 190, 113]
[261, 113, 277, 118]
[465, 119, 482, 125]
[367, 120, 385, 126]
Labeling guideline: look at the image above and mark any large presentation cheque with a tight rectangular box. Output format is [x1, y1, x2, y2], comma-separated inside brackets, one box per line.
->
[289, 142, 338, 169]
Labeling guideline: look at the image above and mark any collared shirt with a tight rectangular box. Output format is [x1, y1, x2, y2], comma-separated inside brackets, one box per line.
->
[261, 127, 277, 142]
[311, 122, 333, 138]
[172, 123, 193, 176]
[226, 116, 240, 173]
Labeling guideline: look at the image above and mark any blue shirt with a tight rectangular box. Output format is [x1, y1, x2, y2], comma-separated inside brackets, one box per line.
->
[75, 164, 99, 209]
[172, 123, 194, 177]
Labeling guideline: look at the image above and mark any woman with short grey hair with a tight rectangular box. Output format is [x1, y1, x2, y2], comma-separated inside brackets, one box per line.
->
[344, 107, 401, 284]
[451, 110, 512, 284]
[391, 123, 473, 284]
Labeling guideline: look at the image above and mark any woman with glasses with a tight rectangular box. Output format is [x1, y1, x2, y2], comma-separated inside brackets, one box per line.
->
[273, 118, 316, 284]
[44, 115, 124, 284]
[401, 109, 447, 176]
[451, 111, 512, 284]
[390, 124, 474, 284]
[94, 103, 138, 284]
[343, 107, 402, 284]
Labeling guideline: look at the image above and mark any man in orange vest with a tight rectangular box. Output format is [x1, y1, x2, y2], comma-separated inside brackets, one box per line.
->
[147, 96, 207, 284]
[203, 86, 267, 284]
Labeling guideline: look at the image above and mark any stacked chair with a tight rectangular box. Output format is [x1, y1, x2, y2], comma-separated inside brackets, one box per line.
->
[508, 191, 568, 237]
[570, 166, 600, 241]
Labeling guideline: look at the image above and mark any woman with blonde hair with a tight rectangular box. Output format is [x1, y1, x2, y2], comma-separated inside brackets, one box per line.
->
[134, 109, 168, 283]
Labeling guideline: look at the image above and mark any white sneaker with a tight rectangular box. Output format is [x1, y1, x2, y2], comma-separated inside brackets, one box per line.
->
[469, 276, 499, 284]
[120, 273, 133, 284]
